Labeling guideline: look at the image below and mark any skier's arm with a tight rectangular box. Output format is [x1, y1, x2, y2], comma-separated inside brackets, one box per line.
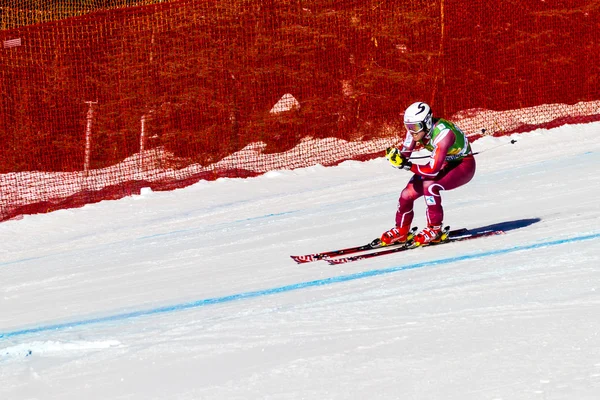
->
[409, 129, 455, 176]
[400, 132, 415, 158]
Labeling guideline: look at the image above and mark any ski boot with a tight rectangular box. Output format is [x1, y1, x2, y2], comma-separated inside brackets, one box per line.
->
[413, 225, 449, 247]
[380, 226, 415, 246]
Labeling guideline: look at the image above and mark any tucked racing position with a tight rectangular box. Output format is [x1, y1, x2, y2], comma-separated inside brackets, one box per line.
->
[380, 102, 475, 246]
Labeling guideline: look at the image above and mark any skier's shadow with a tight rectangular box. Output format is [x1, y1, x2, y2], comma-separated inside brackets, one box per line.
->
[467, 218, 541, 234]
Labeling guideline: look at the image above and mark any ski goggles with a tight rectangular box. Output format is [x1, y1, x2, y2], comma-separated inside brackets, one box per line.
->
[404, 121, 425, 134]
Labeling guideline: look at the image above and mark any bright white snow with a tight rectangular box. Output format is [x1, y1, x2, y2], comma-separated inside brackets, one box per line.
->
[1, 122, 600, 400]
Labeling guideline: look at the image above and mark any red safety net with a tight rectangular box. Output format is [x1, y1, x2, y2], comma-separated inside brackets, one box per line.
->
[1, 0, 599, 221]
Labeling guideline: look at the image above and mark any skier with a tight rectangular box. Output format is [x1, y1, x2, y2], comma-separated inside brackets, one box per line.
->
[380, 101, 475, 246]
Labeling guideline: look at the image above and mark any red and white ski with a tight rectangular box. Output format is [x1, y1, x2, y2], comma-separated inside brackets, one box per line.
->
[290, 228, 419, 264]
[326, 228, 504, 265]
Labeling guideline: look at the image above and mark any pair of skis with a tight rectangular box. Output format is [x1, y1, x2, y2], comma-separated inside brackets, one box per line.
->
[290, 227, 504, 265]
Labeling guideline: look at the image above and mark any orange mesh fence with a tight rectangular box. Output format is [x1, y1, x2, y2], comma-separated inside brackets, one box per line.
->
[0, 1, 168, 30]
[1, 0, 599, 221]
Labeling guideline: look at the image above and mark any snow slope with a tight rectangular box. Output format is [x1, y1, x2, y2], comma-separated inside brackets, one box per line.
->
[1, 122, 600, 400]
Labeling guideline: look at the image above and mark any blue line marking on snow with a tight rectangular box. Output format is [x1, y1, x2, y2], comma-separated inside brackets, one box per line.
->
[136, 210, 298, 240]
[2, 232, 599, 340]
[0, 255, 47, 267]
[0, 211, 300, 266]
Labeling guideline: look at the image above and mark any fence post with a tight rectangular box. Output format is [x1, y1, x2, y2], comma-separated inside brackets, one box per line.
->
[140, 115, 146, 170]
[140, 110, 154, 170]
[83, 101, 97, 173]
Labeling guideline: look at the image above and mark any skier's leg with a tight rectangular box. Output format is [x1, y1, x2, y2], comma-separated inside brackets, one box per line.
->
[381, 176, 424, 245]
[422, 181, 445, 227]
[422, 155, 476, 226]
[396, 175, 423, 230]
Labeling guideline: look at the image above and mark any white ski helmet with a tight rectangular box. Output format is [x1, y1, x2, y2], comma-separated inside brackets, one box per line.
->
[403, 102, 433, 134]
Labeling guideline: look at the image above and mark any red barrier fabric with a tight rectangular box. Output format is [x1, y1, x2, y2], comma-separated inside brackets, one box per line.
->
[1, 0, 599, 221]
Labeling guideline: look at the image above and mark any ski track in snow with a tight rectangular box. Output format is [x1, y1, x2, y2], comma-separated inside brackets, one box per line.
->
[1, 230, 600, 341]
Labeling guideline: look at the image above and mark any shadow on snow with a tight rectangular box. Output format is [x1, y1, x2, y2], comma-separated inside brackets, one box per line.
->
[466, 218, 541, 235]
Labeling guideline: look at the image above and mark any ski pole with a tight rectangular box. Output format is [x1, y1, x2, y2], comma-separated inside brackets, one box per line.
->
[406, 131, 517, 160]
[471, 139, 518, 156]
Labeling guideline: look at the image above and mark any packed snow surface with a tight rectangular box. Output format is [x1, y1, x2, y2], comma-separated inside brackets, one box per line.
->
[1, 122, 600, 399]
